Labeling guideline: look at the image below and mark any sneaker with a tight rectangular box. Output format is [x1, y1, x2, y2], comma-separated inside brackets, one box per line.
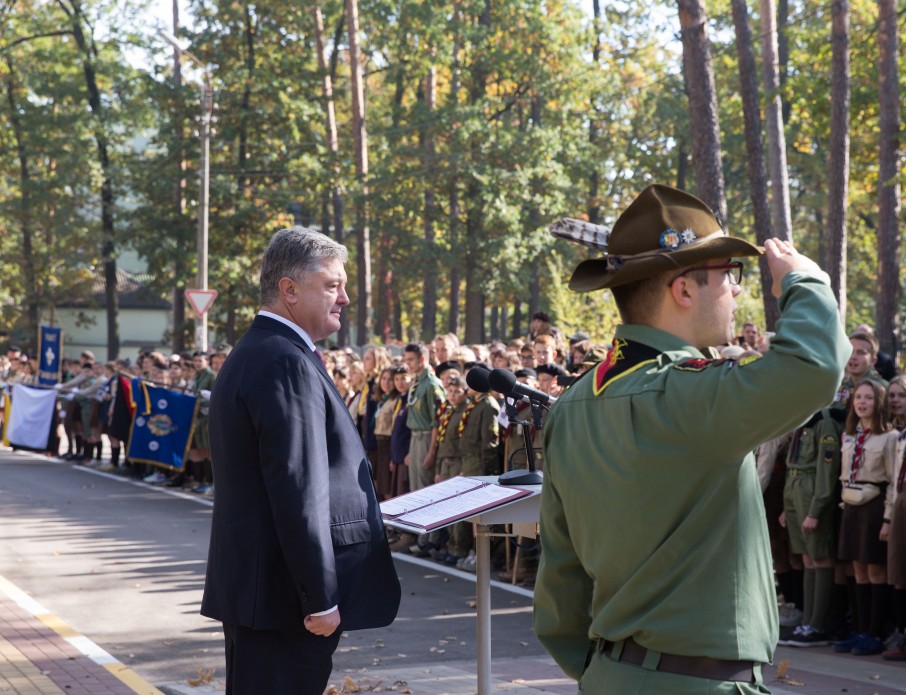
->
[833, 632, 864, 653]
[143, 471, 167, 484]
[778, 602, 804, 628]
[882, 642, 906, 661]
[456, 550, 478, 572]
[436, 553, 463, 567]
[778, 624, 807, 646]
[409, 543, 434, 558]
[884, 629, 905, 650]
[192, 482, 211, 494]
[788, 625, 830, 647]
[98, 463, 116, 473]
[851, 634, 885, 656]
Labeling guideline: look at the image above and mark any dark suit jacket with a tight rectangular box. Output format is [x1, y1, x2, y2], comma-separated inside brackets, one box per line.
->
[200, 315, 401, 631]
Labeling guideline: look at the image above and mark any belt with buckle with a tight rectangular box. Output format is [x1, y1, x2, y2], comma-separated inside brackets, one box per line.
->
[596, 637, 757, 683]
[788, 468, 816, 478]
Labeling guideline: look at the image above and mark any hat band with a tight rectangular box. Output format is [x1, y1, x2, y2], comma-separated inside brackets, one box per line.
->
[605, 229, 725, 270]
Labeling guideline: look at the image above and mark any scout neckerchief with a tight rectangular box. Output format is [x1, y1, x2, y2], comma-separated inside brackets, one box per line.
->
[436, 401, 454, 443]
[358, 379, 371, 417]
[458, 393, 486, 437]
[849, 425, 870, 483]
[372, 391, 393, 430]
[407, 370, 428, 407]
[898, 431, 906, 493]
[593, 337, 662, 396]
[393, 393, 405, 421]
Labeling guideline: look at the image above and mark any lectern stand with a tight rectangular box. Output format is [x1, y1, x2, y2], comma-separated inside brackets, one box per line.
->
[383, 477, 541, 695]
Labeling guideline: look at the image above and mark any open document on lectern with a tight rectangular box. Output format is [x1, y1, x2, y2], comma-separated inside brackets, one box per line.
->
[380, 477, 532, 531]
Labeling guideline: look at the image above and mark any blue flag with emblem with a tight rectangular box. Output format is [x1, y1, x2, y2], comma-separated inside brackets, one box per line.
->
[37, 325, 63, 386]
[126, 380, 198, 471]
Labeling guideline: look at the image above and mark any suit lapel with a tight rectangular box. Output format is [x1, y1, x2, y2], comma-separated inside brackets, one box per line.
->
[251, 315, 338, 388]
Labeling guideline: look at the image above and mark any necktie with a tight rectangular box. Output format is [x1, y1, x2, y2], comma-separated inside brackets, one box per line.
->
[313, 348, 326, 368]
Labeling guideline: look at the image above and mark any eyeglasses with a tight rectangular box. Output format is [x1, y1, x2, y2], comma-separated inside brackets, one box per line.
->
[668, 261, 744, 286]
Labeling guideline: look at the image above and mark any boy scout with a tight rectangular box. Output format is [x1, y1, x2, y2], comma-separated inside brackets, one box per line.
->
[779, 408, 844, 646]
[533, 184, 849, 694]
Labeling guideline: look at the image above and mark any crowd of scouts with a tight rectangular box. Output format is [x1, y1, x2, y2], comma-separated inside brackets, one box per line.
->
[3, 309, 905, 664]
[0, 345, 226, 494]
[754, 323, 906, 661]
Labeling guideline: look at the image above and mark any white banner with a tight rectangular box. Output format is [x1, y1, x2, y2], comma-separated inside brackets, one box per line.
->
[7, 384, 56, 450]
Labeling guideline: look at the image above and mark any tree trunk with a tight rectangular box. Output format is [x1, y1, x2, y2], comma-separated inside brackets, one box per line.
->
[875, 0, 900, 355]
[463, 0, 491, 344]
[588, 0, 603, 224]
[729, 0, 779, 330]
[447, 7, 463, 338]
[64, 0, 119, 357]
[776, 0, 791, 124]
[512, 301, 522, 341]
[170, 0, 186, 354]
[826, 0, 850, 317]
[421, 64, 438, 340]
[676, 135, 689, 191]
[758, 0, 792, 242]
[346, 0, 372, 344]
[313, 5, 348, 344]
[4, 57, 40, 344]
[676, 0, 726, 222]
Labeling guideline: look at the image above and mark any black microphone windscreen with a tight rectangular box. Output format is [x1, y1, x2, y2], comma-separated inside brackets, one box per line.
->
[466, 366, 491, 393]
[488, 368, 518, 395]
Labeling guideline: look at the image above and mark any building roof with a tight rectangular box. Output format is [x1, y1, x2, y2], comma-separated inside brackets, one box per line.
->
[60, 269, 172, 310]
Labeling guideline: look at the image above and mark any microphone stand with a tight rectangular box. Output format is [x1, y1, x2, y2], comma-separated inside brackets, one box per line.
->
[498, 396, 544, 486]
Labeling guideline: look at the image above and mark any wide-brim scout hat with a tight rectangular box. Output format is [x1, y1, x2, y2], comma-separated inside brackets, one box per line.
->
[568, 184, 763, 292]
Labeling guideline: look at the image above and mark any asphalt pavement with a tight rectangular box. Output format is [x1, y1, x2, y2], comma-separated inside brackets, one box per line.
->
[1, 447, 905, 695]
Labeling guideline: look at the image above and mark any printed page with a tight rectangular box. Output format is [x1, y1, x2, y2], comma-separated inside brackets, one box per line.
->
[380, 476, 485, 518]
[395, 484, 531, 530]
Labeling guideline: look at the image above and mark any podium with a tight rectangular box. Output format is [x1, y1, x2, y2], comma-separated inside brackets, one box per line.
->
[383, 477, 541, 695]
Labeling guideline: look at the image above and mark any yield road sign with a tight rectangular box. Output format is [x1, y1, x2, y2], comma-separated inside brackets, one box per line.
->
[185, 289, 218, 317]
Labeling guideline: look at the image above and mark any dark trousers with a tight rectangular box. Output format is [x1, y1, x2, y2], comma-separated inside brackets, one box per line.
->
[223, 622, 342, 695]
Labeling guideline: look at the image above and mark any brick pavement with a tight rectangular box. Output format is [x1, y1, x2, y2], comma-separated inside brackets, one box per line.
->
[0, 577, 161, 695]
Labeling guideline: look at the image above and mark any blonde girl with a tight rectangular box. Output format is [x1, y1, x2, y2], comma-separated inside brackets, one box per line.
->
[835, 380, 897, 656]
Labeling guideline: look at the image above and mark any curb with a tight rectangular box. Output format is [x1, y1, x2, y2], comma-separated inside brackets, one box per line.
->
[0, 573, 165, 695]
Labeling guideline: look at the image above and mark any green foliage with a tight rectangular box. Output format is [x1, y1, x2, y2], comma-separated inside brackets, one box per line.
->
[0, 0, 901, 351]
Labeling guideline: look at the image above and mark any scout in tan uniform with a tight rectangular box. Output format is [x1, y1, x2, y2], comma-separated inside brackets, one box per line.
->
[534, 185, 849, 694]
[833, 379, 896, 656]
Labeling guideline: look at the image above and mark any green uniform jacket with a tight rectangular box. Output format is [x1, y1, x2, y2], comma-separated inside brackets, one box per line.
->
[786, 409, 842, 519]
[436, 403, 466, 460]
[193, 367, 216, 415]
[459, 394, 500, 475]
[406, 369, 445, 432]
[533, 270, 849, 680]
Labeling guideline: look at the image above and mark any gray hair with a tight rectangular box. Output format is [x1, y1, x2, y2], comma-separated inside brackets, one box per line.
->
[259, 227, 348, 305]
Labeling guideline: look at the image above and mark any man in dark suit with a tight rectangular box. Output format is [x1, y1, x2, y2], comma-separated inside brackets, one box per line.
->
[201, 227, 401, 694]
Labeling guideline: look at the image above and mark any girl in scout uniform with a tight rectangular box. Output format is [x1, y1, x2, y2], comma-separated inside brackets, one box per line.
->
[835, 379, 897, 656]
[884, 376, 906, 660]
[372, 367, 400, 501]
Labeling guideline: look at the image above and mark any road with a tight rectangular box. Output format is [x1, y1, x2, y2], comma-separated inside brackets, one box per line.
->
[0, 449, 561, 694]
[2, 448, 905, 695]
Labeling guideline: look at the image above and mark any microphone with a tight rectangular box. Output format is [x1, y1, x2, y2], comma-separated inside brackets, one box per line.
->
[465, 364, 491, 393]
[488, 368, 557, 406]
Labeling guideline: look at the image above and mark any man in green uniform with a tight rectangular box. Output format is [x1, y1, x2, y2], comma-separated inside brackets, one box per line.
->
[403, 342, 445, 491]
[533, 184, 849, 694]
[779, 407, 843, 646]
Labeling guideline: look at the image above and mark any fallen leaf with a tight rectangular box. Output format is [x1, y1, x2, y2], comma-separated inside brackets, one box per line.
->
[775, 659, 789, 679]
[186, 668, 214, 686]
